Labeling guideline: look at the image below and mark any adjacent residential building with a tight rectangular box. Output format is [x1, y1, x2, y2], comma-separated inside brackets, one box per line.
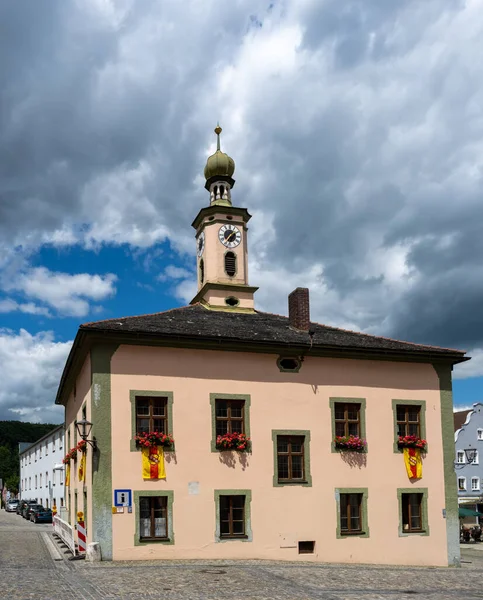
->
[454, 404, 483, 520]
[19, 425, 65, 510]
[55, 127, 468, 566]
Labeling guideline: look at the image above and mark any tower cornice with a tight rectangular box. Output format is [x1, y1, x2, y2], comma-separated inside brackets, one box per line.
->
[191, 205, 252, 231]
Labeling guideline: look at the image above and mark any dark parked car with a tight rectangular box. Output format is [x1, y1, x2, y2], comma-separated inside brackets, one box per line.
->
[30, 507, 52, 523]
[22, 501, 39, 519]
[6, 499, 19, 512]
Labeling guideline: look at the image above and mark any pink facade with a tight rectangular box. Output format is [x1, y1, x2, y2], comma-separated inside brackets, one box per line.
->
[63, 344, 456, 566]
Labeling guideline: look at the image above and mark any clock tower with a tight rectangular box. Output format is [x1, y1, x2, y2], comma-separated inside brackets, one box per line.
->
[190, 125, 258, 311]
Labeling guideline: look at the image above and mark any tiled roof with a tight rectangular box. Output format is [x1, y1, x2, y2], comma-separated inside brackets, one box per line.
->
[80, 304, 466, 359]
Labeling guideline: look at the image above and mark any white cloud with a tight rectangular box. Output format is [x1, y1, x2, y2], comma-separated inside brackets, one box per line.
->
[3, 267, 117, 317]
[0, 329, 71, 422]
[158, 265, 193, 282]
[454, 349, 483, 380]
[0, 298, 50, 316]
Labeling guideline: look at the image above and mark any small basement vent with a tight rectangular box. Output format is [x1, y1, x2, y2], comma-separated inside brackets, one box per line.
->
[224, 252, 237, 277]
[298, 541, 315, 554]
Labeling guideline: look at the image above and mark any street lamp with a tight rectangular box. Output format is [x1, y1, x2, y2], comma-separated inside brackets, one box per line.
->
[455, 446, 478, 468]
[464, 447, 478, 464]
[75, 419, 97, 450]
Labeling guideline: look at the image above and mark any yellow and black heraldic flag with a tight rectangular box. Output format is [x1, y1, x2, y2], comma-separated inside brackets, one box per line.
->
[78, 451, 86, 482]
[403, 447, 422, 479]
[142, 446, 166, 480]
[65, 463, 70, 487]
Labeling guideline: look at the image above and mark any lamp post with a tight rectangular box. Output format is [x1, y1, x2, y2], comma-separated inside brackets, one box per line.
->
[74, 419, 97, 451]
[464, 447, 478, 464]
[455, 446, 478, 468]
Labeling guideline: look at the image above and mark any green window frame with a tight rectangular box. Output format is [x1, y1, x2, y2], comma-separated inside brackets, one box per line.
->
[335, 488, 369, 539]
[210, 393, 251, 452]
[392, 399, 426, 453]
[271, 430, 312, 487]
[133, 490, 174, 546]
[130, 390, 174, 452]
[214, 490, 252, 542]
[397, 488, 429, 536]
[329, 398, 367, 453]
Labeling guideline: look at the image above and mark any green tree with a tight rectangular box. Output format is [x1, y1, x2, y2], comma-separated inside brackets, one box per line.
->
[5, 474, 19, 495]
[0, 445, 13, 480]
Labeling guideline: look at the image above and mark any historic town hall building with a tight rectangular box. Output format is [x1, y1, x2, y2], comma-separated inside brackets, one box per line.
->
[56, 127, 467, 565]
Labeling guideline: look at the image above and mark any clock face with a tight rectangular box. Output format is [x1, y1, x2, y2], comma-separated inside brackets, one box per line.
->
[197, 231, 205, 257]
[218, 224, 241, 248]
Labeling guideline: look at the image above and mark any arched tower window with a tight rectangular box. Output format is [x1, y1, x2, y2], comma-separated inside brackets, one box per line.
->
[225, 252, 236, 277]
[199, 258, 204, 284]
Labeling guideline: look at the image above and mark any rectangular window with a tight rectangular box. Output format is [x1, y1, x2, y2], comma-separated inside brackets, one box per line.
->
[139, 496, 168, 540]
[277, 435, 305, 482]
[40, 474, 42, 488]
[215, 399, 245, 436]
[340, 493, 363, 534]
[334, 403, 361, 437]
[219, 495, 246, 538]
[52, 470, 56, 486]
[401, 493, 424, 532]
[396, 405, 421, 437]
[473, 451, 479, 465]
[478, 429, 483, 441]
[39, 446, 42, 458]
[45, 441, 48, 456]
[456, 450, 465, 464]
[29, 477, 31, 490]
[472, 477, 480, 491]
[52, 434, 56, 452]
[35, 475, 38, 489]
[136, 396, 168, 434]
[458, 477, 466, 491]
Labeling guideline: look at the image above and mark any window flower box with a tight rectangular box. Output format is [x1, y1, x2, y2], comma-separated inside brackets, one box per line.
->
[134, 431, 174, 449]
[398, 435, 427, 451]
[77, 440, 87, 452]
[334, 435, 366, 452]
[216, 432, 250, 451]
[62, 446, 79, 463]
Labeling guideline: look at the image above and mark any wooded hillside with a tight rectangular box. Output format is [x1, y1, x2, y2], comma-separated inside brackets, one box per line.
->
[0, 421, 60, 493]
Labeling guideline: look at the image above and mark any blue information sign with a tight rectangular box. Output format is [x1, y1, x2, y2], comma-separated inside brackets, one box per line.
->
[114, 489, 132, 507]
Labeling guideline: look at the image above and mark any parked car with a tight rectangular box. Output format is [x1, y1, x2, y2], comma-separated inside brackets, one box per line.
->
[5, 499, 19, 512]
[16, 499, 34, 515]
[30, 507, 52, 524]
[22, 501, 39, 519]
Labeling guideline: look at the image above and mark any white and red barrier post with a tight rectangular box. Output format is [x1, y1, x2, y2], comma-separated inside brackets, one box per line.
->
[77, 511, 87, 554]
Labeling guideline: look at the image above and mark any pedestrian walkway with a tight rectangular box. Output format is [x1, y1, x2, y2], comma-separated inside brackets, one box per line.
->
[2, 508, 483, 599]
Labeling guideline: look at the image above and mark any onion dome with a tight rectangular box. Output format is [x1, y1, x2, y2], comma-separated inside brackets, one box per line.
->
[204, 125, 235, 180]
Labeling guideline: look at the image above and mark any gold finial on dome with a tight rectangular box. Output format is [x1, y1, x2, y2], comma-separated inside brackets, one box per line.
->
[214, 123, 222, 150]
[204, 123, 235, 181]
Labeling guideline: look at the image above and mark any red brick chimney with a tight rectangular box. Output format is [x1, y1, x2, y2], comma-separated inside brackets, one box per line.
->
[288, 287, 310, 331]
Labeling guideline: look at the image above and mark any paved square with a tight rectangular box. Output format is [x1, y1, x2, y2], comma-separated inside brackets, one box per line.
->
[2, 509, 483, 599]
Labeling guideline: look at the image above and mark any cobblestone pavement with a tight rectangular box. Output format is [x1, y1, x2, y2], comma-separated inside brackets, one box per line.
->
[2, 508, 483, 599]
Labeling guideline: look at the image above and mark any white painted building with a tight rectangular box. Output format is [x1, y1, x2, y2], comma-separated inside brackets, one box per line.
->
[19, 424, 65, 510]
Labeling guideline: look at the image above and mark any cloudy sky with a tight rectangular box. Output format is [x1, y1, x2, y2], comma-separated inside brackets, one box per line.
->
[1, 0, 482, 423]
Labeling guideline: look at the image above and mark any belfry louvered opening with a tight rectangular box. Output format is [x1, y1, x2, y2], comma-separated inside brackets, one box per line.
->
[199, 258, 204, 284]
[225, 252, 237, 277]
